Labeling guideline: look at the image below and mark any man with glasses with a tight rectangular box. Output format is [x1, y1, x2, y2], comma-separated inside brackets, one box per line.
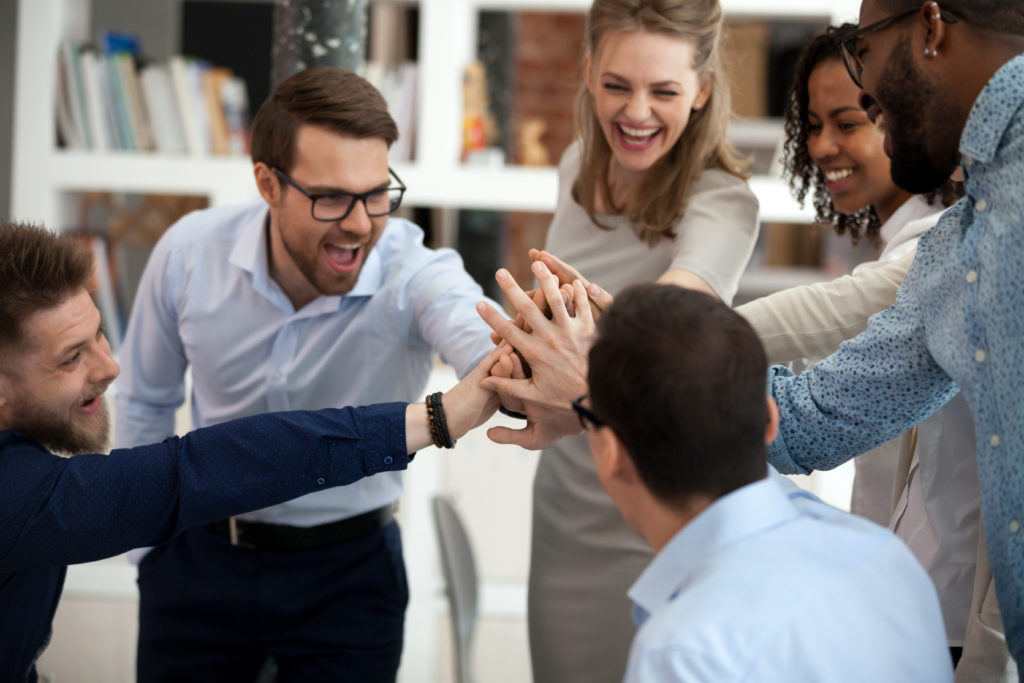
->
[571, 283, 950, 682]
[116, 67, 501, 681]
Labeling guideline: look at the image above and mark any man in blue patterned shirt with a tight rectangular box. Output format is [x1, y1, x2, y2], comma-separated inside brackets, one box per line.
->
[766, 0, 1024, 673]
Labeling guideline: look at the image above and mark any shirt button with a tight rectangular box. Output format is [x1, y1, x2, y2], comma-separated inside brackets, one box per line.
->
[317, 477, 325, 485]
[963, 155, 974, 166]
[272, 372, 282, 381]
[1011, 520, 1020, 534]
[976, 199, 988, 212]
[966, 270, 978, 283]
[384, 456, 393, 465]
[991, 434, 1000, 447]
[975, 349, 986, 363]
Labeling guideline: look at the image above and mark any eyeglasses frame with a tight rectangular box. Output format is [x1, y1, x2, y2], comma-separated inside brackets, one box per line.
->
[834, 5, 961, 88]
[572, 394, 607, 431]
[271, 167, 407, 222]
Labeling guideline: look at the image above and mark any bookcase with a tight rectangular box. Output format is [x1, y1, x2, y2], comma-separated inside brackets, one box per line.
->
[16, 0, 862, 681]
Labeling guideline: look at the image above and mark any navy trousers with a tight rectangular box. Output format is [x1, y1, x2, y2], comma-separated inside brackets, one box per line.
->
[136, 521, 408, 683]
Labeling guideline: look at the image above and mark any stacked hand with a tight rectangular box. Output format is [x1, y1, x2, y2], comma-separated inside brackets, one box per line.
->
[476, 260, 600, 449]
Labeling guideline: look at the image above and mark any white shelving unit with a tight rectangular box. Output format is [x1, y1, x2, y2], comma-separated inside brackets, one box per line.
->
[12, 0, 862, 227]
[14, 1, 862, 681]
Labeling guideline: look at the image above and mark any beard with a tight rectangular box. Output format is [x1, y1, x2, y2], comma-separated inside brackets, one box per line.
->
[9, 394, 111, 456]
[874, 36, 959, 194]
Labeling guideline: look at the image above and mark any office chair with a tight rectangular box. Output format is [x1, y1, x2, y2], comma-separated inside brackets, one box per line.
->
[432, 495, 479, 683]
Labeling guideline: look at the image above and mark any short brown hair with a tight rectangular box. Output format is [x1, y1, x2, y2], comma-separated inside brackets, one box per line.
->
[588, 284, 768, 507]
[250, 66, 399, 173]
[0, 221, 93, 353]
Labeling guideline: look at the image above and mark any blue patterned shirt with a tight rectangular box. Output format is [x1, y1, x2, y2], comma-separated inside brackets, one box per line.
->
[767, 54, 1024, 667]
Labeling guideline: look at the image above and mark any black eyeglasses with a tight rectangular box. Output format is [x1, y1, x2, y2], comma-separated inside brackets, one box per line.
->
[571, 394, 606, 431]
[835, 6, 960, 88]
[272, 167, 406, 222]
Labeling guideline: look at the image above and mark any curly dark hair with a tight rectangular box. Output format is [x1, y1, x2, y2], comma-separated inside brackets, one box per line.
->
[782, 25, 962, 245]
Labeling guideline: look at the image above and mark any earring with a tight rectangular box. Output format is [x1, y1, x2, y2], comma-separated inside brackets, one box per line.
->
[923, 47, 937, 58]
[693, 102, 703, 111]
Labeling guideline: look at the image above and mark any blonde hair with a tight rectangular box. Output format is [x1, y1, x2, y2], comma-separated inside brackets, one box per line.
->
[573, 0, 748, 246]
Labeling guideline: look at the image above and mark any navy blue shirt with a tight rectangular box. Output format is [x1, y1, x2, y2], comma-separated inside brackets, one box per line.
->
[0, 403, 409, 682]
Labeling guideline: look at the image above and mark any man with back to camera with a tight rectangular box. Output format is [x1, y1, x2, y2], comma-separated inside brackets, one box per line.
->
[114, 66, 503, 680]
[572, 283, 951, 681]
[0, 221, 504, 683]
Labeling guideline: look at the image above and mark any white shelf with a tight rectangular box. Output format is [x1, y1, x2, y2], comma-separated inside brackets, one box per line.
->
[40, 151, 812, 221]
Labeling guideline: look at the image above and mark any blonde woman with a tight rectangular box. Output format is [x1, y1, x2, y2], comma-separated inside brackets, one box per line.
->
[524, 1, 758, 680]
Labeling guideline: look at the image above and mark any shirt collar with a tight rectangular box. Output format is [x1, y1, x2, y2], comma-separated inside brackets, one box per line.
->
[227, 205, 387, 313]
[878, 195, 943, 258]
[960, 53, 1024, 164]
[628, 476, 800, 626]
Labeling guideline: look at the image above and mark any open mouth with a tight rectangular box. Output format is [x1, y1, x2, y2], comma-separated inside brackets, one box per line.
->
[323, 242, 363, 273]
[614, 123, 662, 151]
[76, 395, 103, 416]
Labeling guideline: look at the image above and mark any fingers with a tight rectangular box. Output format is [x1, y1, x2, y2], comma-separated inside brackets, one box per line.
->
[479, 374, 538, 403]
[493, 269, 553, 333]
[572, 279, 595, 328]
[486, 424, 525, 446]
[529, 249, 588, 288]
[477, 300, 535, 350]
[533, 261, 571, 326]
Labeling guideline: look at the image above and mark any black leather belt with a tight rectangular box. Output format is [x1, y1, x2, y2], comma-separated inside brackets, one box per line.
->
[209, 505, 394, 551]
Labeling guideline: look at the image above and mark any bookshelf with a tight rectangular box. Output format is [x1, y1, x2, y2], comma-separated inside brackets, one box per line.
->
[13, 0, 861, 229]
[16, 1, 862, 681]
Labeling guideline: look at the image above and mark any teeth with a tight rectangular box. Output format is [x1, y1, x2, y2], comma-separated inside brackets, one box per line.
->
[619, 124, 657, 138]
[825, 169, 853, 182]
[327, 243, 360, 250]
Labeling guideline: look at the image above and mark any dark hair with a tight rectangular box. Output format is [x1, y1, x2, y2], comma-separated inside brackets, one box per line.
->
[782, 26, 962, 245]
[588, 284, 768, 507]
[0, 221, 93, 354]
[250, 66, 399, 174]
[878, 0, 1024, 34]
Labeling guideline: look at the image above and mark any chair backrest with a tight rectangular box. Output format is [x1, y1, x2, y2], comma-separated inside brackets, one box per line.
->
[432, 495, 479, 683]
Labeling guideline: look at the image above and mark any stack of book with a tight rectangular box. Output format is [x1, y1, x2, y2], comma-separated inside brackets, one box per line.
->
[56, 39, 250, 157]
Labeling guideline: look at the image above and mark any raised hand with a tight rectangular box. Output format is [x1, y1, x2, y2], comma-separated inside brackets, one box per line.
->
[476, 262, 595, 449]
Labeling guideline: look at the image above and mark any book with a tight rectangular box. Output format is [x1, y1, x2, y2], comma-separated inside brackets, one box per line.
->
[117, 53, 154, 151]
[168, 55, 208, 155]
[105, 54, 133, 149]
[139, 64, 187, 154]
[220, 74, 250, 155]
[78, 49, 111, 151]
[56, 42, 89, 149]
[202, 67, 232, 155]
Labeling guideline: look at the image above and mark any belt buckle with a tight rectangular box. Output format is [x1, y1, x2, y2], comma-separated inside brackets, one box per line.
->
[227, 516, 255, 549]
[228, 516, 240, 546]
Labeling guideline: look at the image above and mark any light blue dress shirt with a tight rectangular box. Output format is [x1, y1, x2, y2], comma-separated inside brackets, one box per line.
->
[114, 201, 498, 526]
[766, 55, 1024, 667]
[625, 473, 951, 682]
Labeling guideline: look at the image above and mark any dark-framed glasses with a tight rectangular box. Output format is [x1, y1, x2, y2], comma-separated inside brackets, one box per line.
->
[834, 6, 960, 88]
[572, 394, 607, 431]
[272, 167, 406, 222]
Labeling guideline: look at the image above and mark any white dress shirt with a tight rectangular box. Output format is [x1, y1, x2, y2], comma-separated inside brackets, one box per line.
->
[114, 201, 497, 526]
[624, 471, 952, 683]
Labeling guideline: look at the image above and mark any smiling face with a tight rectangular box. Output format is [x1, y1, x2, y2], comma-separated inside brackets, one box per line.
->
[806, 59, 909, 222]
[586, 29, 710, 187]
[0, 290, 119, 455]
[855, 0, 960, 194]
[258, 125, 392, 310]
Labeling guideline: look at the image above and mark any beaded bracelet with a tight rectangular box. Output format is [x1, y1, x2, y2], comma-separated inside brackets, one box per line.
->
[426, 391, 456, 449]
